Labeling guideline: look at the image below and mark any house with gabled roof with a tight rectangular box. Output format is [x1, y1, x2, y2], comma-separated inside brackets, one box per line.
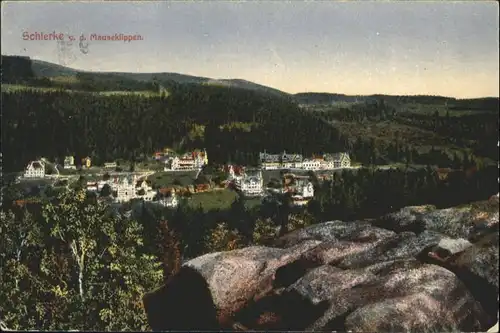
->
[235, 168, 264, 196]
[259, 151, 282, 170]
[164, 149, 208, 171]
[135, 179, 156, 201]
[113, 176, 137, 203]
[283, 175, 314, 206]
[281, 151, 303, 169]
[323, 152, 351, 169]
[24, 160, 45, 178]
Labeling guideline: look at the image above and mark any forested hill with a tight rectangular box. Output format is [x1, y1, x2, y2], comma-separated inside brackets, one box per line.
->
[2, 84, 347, 172]
[1, 55, 288, 97]
[3, 55, 498, 108]
[2, 55, 498, 173]
[294, 92, 499, 111]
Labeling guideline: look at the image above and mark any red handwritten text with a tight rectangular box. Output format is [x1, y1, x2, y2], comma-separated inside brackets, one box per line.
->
[88, 33, 144, 42]
[22, 31, 66, 41]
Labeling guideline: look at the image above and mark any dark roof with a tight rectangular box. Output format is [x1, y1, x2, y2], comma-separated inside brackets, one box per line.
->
[262, 155, 280, 162]
[32, 162, 43, 169]
[282, 154, 303, 163]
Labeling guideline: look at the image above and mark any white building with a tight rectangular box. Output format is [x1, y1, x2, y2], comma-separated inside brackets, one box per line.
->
[157, 190, 179, 208]
[63, 156, 76, 169]
[86, 181, 98, 192]
[259, 151, 281, 170]
[302, 159, 322, 171]
[281, 152, 303, 169]
[324, 152, 351, 169]
[291, 179, 314, 206]
[136, 180, 156, 201]
[164, 150, 208, 171]
[168, 157, 195, 171]
[104, 162, 117, 169]
[112, 176, 158, 203]
[235, 169, 264, 196]
[322, 160, 335, 170]
[299, 181, 314, 198]
[114, 176, 137, 203]
[259, 150, 351, 170]
[24, 160, 45, 178]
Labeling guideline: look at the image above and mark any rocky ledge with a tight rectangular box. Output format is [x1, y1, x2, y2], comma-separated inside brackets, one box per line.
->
[143, 197, 499, 332]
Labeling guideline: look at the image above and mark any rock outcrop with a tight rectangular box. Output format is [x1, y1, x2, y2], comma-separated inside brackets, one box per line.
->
[143, 199, 499, 332]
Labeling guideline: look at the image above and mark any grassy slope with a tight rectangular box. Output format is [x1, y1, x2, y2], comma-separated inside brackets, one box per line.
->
[1, 83, 161, 97]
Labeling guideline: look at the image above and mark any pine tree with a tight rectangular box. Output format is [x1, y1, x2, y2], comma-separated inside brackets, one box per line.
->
[158, 220, 182, 283]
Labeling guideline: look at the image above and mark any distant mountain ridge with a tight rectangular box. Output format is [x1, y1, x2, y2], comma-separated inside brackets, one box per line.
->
[2, 55, 498, 106]
[293, 92, 499, 107]
[2, 55, 288, 97]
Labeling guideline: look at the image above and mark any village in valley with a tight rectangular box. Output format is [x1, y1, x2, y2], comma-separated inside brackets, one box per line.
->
[2, 1, 500, 332]
[14, 147, 356, 210]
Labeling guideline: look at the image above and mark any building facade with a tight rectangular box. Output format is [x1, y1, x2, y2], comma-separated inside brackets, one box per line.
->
[324, 152, 351, 169]
[291, 180, 314, 206]
[282, 175, 315, 206]
[235, 169, 264, 196]
[281, 152, 303, 169]
[157, 190, 179, 208]
[259, 151, 281, 170]
[86, 182, 99, 192]
[114, 177, 137, 203]
[63, 156, 76, 169]
[136, 180, 156, 201]
[164, 149, 208, 171]
[112, 176, 158, 203]
[259, 151, 351, 170]
[82, 157, 92, 169]
[24, 161, 45, 178]
[302, 158, 322, 170]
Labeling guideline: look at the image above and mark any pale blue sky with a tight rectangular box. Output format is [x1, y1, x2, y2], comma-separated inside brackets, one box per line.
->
[1, 1, 499, 97]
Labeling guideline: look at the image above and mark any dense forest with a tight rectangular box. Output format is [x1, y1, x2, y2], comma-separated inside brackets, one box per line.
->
[3, 87, 497, 173]
[314, 99, 498, 165]
[2, 87, 346, 172]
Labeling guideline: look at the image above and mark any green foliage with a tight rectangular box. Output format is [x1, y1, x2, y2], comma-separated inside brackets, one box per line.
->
[1, 189, 163, 331]
[100, 184, 112, 197]
[204, 222, 243, 253]
[252, 218, 277, 245]
[311, 165, 498, 222]
[188, 189, 239, 212]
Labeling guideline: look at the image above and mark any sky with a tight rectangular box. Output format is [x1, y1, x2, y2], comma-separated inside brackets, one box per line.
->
[1, 1, 499, 98]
